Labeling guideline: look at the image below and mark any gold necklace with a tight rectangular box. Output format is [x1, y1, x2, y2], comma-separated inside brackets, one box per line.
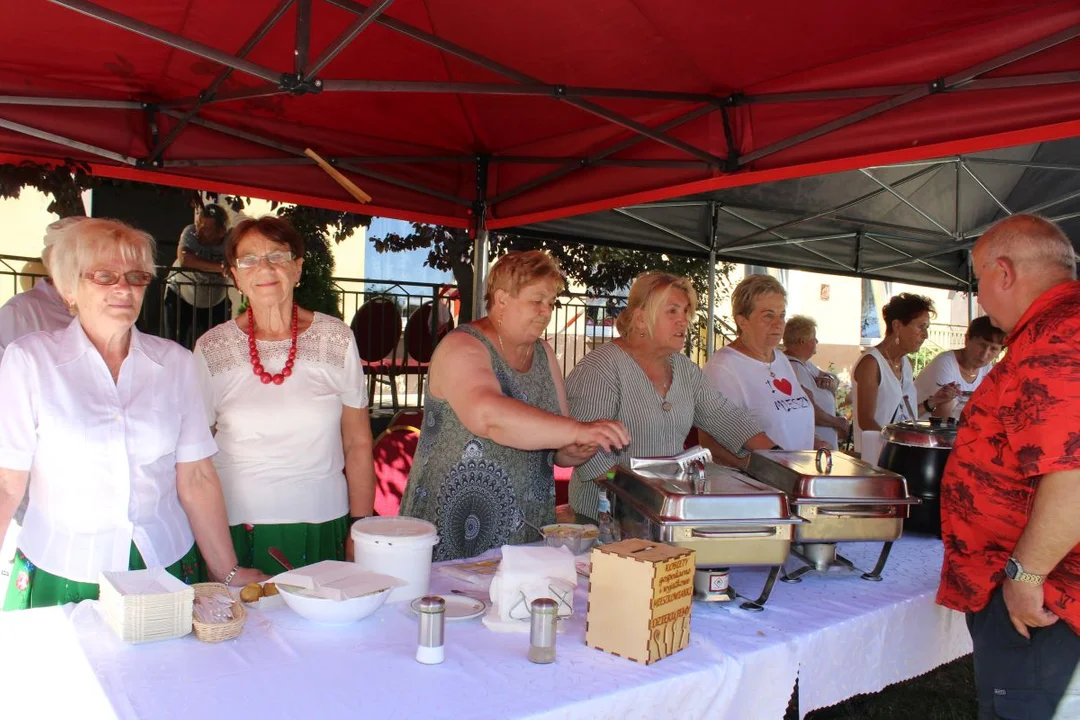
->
[495, 324, 534, 372]
[735, 339, 776, 378]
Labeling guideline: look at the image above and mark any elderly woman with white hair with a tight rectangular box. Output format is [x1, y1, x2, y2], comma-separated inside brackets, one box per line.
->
[567, 271, 777, 521]
[0, 218, 265, 610]
[703, 274, 822, 451]
[783, 315, 850, 449]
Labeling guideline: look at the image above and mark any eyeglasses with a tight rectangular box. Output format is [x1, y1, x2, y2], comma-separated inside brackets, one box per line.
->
[81, 270, 155, 286]
[234, 251, 294, 269]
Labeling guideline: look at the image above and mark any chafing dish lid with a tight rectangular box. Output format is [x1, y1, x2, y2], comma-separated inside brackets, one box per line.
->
[745, 449, 910, 501]
[881, 419, 957, 448]
[602, 462, 793, 523]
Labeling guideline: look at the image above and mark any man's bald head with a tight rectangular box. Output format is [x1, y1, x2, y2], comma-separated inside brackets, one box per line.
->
[975, 214, 1076, 281]
[972, 215, 1077, 333]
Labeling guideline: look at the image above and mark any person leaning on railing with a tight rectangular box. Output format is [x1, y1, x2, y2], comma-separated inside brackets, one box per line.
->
[193, 216, 376, 575]
[566, 271, 778, 522]
[0, 218, 267, 610]
[398, 251, 630, 561]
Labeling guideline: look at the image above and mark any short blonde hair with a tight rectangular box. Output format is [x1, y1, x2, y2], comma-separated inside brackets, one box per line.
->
[732, 273, 786, 326]
[484, 250, 565, 311]
[783, 315, 817, 347]
[615, 272, 698, 338]
[49, 218, 156, 303]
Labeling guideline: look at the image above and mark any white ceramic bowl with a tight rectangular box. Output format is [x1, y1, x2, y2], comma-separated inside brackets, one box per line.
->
[278, 584, 392, 624]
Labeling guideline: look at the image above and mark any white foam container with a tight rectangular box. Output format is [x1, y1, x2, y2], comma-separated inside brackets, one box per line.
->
[351, 517, 439, 603]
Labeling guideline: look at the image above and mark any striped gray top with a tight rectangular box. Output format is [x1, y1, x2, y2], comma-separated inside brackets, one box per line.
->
[566, 342, 761, 519]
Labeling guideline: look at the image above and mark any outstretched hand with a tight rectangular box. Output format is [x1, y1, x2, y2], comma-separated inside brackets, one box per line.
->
[574, 419, 630, 453]
[557, 442, 600, 466]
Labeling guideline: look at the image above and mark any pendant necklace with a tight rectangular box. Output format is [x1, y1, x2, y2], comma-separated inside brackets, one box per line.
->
[659, 372, 672, 412]
[495, 322, 533, 372]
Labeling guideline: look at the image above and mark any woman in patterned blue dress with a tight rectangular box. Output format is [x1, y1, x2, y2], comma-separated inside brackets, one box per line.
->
[399, 251, 629, 561]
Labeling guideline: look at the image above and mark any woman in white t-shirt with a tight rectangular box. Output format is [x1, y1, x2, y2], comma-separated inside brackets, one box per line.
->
[703, 275, 820, 451]
[782, 315, 850, 449]
[852, 293, 957, 459]
[195, 216, 376, 575]
[915, 316, 1004, 420]
[0, 219, 266, 610]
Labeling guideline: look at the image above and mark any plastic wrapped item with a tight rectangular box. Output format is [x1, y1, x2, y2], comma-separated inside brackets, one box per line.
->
[193, 593, 235, 624]
[541, 523, 600, 555]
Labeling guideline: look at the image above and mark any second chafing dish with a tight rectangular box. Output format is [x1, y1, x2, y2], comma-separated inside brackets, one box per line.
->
[743, 448, 920, 581]
[596, 460, 805, 610]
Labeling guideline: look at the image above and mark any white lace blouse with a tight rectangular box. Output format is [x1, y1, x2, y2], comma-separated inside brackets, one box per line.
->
[194, 313, 367, 526]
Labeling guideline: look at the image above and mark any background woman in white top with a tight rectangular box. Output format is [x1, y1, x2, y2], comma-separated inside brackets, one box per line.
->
[195, 216, 376, 575]
[783, 315, 850, 449]
[915, 316, 1004, 420]
[852, 293, 956, 459]
[0, 219, 265, 610]
[703, 275, 821, 451]
[567, 272, 776, 520]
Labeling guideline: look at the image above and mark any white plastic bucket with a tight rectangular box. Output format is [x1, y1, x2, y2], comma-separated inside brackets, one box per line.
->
[351, 516, 439, 603]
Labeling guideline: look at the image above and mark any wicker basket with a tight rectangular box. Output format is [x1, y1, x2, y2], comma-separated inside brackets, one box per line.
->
[191, 582, 246, 643]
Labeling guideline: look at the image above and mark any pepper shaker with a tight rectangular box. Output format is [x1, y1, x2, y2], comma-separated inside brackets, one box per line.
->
[528, 597, 558, 664]
[415, 595, 445, 664]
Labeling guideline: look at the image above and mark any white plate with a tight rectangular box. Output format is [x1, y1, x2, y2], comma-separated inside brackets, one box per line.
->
[409, 594, 486, 621]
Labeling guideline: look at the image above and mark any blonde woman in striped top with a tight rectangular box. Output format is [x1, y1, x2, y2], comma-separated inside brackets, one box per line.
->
[566, 272, 778, 520]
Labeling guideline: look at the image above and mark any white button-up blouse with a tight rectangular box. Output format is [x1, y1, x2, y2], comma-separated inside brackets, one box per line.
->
[0, 320, 217, 583]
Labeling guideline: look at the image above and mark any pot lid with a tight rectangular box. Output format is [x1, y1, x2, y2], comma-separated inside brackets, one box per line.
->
[601, 462, 794, 524]
[881, 419, 957, 448]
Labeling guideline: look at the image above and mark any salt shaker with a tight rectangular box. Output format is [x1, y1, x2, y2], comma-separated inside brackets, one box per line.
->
[528, 597, 558, 664]
[415, 595, 445, 664]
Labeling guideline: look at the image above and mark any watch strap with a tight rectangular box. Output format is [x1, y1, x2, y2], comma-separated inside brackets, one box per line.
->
[1007, 557, 1046, 586]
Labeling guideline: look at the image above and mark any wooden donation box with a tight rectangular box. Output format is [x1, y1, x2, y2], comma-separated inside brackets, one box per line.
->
[585, 538, 695, 665]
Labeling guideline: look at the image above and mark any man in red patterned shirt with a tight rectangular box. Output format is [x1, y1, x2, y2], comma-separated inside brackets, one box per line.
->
[938, 214, 1080, 719]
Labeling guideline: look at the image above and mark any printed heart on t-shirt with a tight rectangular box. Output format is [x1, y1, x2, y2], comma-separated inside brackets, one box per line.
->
[772, 378, 793, 395]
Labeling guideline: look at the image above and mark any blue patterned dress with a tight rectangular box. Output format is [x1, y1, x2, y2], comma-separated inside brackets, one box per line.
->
[399, 325, 560, 561]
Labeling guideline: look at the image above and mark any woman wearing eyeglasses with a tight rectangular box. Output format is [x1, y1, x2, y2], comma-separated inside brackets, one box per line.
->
[193, 216, 375, 574]
[0, 219, 266, 610]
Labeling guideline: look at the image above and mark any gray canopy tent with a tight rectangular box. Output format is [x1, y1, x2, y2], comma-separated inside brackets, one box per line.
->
[509, 136, 1080, 350]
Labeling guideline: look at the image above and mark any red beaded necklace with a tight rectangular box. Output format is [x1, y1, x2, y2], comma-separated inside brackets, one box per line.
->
[248, 303, 298, 385]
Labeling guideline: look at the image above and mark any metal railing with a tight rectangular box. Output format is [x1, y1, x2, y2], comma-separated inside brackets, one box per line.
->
[928, 323, 968, 351]
[9, 253, 728, 409]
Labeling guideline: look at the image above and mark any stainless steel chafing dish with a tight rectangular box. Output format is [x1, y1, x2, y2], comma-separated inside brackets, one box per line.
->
[596, 460, 806, 610]
[743, 448, 920, 581]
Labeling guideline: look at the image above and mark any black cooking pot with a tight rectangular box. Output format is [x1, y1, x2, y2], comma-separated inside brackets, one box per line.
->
[876, 419, 957, 536]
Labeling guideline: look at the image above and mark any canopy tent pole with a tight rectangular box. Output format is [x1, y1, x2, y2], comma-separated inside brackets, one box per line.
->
[706, 202, 719, 358]
[471, 157, 491, 320]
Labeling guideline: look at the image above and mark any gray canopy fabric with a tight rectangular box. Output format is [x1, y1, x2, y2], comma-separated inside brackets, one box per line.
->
[510, 136, 1080, 290]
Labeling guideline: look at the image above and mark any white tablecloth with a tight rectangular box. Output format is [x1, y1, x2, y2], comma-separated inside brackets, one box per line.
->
[0, 536, 971, 720]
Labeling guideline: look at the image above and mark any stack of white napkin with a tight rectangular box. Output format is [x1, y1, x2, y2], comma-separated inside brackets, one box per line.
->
[484, 545, 577, 631]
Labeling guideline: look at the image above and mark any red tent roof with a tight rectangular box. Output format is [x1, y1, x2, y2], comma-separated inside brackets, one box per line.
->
[1, 0, 1078, 230]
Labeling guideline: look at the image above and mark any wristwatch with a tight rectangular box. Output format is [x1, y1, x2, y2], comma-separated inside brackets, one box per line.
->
[1004, 557, 1046, 586]
[923, 399, 935, 414]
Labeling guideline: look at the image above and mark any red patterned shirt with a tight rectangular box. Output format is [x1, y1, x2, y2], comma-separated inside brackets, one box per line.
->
[938, 281, 1080, 632]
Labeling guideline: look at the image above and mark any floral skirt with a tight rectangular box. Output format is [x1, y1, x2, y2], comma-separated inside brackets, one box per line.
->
[3, 544, 203, 611]
[230, 515, 349, 575]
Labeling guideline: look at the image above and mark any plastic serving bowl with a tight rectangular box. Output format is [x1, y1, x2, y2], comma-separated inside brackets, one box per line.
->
[541, 523, 600, 555]
[278, 584, 392, 624]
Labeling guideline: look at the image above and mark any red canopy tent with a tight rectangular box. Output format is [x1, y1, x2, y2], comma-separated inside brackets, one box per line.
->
[1, 1, 1078, 238]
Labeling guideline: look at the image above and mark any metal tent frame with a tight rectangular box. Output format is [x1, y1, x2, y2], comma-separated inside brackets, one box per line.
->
[1, 2, 1079, 316]
[511, 138, 1080, 350]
